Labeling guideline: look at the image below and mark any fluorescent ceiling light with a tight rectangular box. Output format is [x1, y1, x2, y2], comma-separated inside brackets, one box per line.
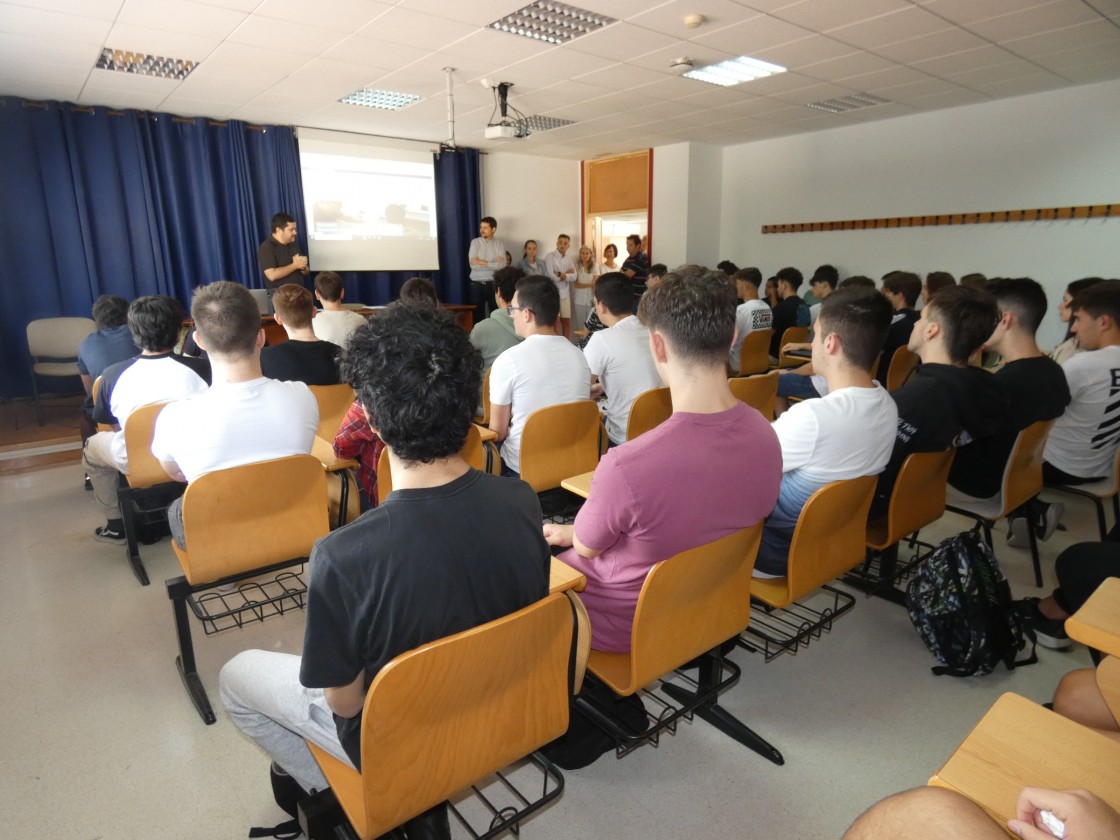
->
[683, 56, 786, 87]
[524, 114, 577, 131]
[490, 2, 616, 45]
[339, 88, 421, 110]
[95, 48, 196, 81]
[806, 92, 890, 114]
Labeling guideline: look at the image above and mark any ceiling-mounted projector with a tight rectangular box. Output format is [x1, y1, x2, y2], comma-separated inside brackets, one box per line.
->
[485, 124, 519, 140]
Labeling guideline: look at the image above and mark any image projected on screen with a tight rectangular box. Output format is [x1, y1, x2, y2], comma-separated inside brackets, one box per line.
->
[299, 151, 439, 271]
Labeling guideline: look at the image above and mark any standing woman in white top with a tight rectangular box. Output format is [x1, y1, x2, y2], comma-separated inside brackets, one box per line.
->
[518, 239, 547, 277]
[573, 246, 600, 333]
[602, 243, 620, 273]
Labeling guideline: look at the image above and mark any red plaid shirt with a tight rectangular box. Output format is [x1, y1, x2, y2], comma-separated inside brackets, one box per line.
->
[333, 400, 384, 506]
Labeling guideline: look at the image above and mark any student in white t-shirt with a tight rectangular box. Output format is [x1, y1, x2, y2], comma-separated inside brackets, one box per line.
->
[489, 275, 591, 476]
[311, 271, 366, 347]
[756, 288, 898, 577]
[583, 273, 661, 446]
[729, 267, 773, 374]
[152, 281, 319, 548]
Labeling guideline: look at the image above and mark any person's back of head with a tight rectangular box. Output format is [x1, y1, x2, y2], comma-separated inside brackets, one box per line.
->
[313, 271, 344, 303]
[734, 267, 762, 300]
[340, 306, 481, 465]
[960, 273, 988, 290]
[398, 277, 439, 310]
[775, 266, 803, 294]
[816, 288, 893, 373]
[648, 263, 668, 281]
[191, 281, 262, 358]
[811, 264, 839, 290]
[594, 272, 635, 318]
[925, 271, 957, 299]
[271, 212, 295, 233]
[493, 266, 524, 307]
[92, 295, 129, 330]
[883, 272, 922, 308]
[923, 285, 1000, 365]
[515, 274, 560, 327]
[638, 267, 736, 368]
[987, 278, 1047, 337]
[272, 285, 316, 329]
[128, 295, 184, 353]
[717, 260, 738, 277]
[839, 275, 875, 291]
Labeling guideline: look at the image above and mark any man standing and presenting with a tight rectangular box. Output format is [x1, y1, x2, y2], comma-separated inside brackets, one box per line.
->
[467, 216, 506, 326]
[543, 234, 576, 339]
[258, 213, 309, 309]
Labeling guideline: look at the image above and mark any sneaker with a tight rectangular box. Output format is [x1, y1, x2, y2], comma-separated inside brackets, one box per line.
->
[1035, 501, 1064, 542]
[1019, 597, 1072, 650]
[1007, 516, 1030, 548]
[84, 474, 92, 491]
[94, 525, 126, 545]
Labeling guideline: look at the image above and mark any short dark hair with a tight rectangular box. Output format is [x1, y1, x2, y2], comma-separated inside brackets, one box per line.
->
[637, 268, 736, 366]
[648, 263, 668, 280]
[717, 260, 739, 276]
[127, 295, 183, 352]
[1071, 279, 1120, 324]
[92, 295, 129, 330]
[314, 271, 344, 302]
[734, 267, 762, 288]
[480, 216, 497, 228]
[191, 281, 261, 358]
[270, 212, 295, 232]
[557, 233, 571, 242]
[1068, 277, 1105, 298]
[883, 272, 922, 307]
[775, 266, 803, 291]
[839, 275, 875, 290]
[515, 274, 559, 326]
[960, 273, 988, 290]
[339, 306, 480, 465]
[272, 285, 315, 329]
[810, 264, 839, 289]
[626, 234, 641, 248]
[924, 286, 1001, 365]
[604, 243, 618, 257]
[398, 277, 438, 309]
[816, 288, 893, 372]
[926, 271, 957, 297]
[986, 277, 1047, 335]
[593, 272, 635, 317]
[493, 266, 524, 305]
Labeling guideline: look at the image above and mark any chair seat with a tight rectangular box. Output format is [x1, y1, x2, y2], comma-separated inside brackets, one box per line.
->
[945, 485, 1005, 521]
[749, 575, 790, 609]
[32, 361, 81, 377]
[586, 649, 633, 696]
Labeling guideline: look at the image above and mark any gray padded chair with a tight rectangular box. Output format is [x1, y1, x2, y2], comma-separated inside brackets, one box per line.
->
[26, 317, 96, 425]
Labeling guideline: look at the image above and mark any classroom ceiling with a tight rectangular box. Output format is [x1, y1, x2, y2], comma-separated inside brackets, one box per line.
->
[1, 0, 1118, 159]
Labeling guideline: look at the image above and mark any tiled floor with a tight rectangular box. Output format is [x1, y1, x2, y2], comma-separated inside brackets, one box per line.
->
[1, 463, 1099, 839]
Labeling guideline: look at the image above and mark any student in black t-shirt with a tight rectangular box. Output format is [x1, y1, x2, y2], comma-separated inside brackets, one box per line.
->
[219, 306, 549, 834]
[878, 271, 922, 385]
[768, 266, 811, 359]
[260, 285, 340, 386]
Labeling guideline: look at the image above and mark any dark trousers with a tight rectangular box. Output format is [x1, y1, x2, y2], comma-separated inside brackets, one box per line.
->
[470, 281, 495, 327]
[1043, 460, 1105, 486]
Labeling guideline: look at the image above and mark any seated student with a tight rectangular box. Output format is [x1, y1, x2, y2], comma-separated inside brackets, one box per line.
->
[83, 296, 210, 544]
[839, 275, 876, 291]
[489, 274, 591, 477]
[583, 273, 660, 446]
[922, 270, 957, 303]
[469, 266, 524, 374]
[728, 267, 773, 374]
[78, 295, 139, 439]
[870, 286, 1007, 520]
[397, 276, 438, 309]
[1051, 277, 1106, 365]
[151, 281, 319, 549]
[219, 306, 549, 832]
[1019, 536, 1120, 650]
[260, 285, 341, 386]
[1029, 280, 1120, 540]
[310, 271, 366, 348]
[544, 268, 781, 652]
[877, 271, 923, 385]
[806, 264, 838, 325]
[333, 400, 384, 512]
[768, 266, 811, 360]
[947, 279, 1070, 520]
[757, 288, 898, 577]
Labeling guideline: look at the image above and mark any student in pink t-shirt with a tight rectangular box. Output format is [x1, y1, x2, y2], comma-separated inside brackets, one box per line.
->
[544, 267, 782, 653]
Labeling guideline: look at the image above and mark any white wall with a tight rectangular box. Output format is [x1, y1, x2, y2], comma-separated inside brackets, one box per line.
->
[481, 151, 581, 261]
[718, 79, 1120, 348]
[651, 142, 724, 268]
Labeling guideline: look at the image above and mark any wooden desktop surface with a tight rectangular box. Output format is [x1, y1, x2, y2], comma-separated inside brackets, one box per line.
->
[560, 470, 594, 499]
[929, 692, 1120, 823]
[311, 436, 357, 472]
[549, 557, 585, 594]
[1065, 577, 1120, 658]
[474, 424, 497, 443]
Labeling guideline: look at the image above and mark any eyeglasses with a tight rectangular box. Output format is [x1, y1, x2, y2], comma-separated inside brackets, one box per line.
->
[507, 305, 531, 315]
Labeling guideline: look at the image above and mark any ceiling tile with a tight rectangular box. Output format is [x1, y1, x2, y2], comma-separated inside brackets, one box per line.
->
[904, 87, 990, 109]
[84, 69, 183, 95]
[1056, 61, 1120, 84]
[920, 0, 1056, 26]
[565, 22, 683, 60]
[0, 3, 112, 44]
[827, 7, 953, 49]
[320, 36, 430, 73]
[964, 0, 1102, 41]
[771, 0, 912, 32]
[504, 46, 617, 80]
[801, 51, 901, 81]
[396, 0, 527, 27]
[871, 77, 968, 102]
[627, 0, 762, 39]
[1032, 42, 1120, 72]
[254, 0, 392, 32]
[631, 74, 719, 101]
[439, 29, 554, 64]
[272, 59, 381, 99]
[691, 14, 815, 54]
[355, 6, 476, 51]
[0, 74, 84, 102]
[104, 22, 224, 60]
[573, 61, 667, 91]
[968, 71, 1066, 98]
[188, 0, 261, 11]
[873, 27, 991, 63]
[77, 86, 176, 110]
[945, 59, 1047, 87]
[0, 0, 122, 19]
[227, 17, 343, 56]
[909, 45, 1023, 77]
[625, 42, 737, 74]
[838, 65, 934, 91]
[147, 93, 241, 116]
[772, 81, 858, 104]
[117, 0, 247, 40]
[0, 30, 100, 69]
[1002, 20, 1120, 58]
[750, 34, 860, 70]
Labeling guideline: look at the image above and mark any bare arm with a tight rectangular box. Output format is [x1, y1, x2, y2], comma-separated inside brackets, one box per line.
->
[159, 458, 187, 483]
[324, 671, 366, 719]
[542, 523, 601, 559]
[489, 403, 511, 442]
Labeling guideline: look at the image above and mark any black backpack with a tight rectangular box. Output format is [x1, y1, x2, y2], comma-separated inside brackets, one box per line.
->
[905, 530, 1037, 677]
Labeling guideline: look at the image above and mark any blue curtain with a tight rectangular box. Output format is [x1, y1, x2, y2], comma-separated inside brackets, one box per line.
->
[434, 147, 482, 305]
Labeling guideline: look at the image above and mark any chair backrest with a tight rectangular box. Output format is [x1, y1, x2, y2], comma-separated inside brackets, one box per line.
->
[626, 386, 672, 441]
[626, 525, 762, 691]
[173, 455, 329, 585]
[777, 327, 809, 366]
[376, 424, 485, 503]
[885, 345, 920, 391]
[124, 402, 178, 489]
[728, 371, 779, 421]
[784, 475, 877, 605]
[26, 317, 95, 360]
[868, 449, 955, 549]
[474, 368, 492, 426]
[519, 400, 603, 493]
[738, 329, 773, 376]
[310, 384, 356, 442]
[356, 593, 574, 837]
[1000, 420, 1054, 516]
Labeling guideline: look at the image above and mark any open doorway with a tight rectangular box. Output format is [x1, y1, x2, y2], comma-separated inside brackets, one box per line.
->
[594, 212, 647, 271]
[582, 150, 652, 269]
